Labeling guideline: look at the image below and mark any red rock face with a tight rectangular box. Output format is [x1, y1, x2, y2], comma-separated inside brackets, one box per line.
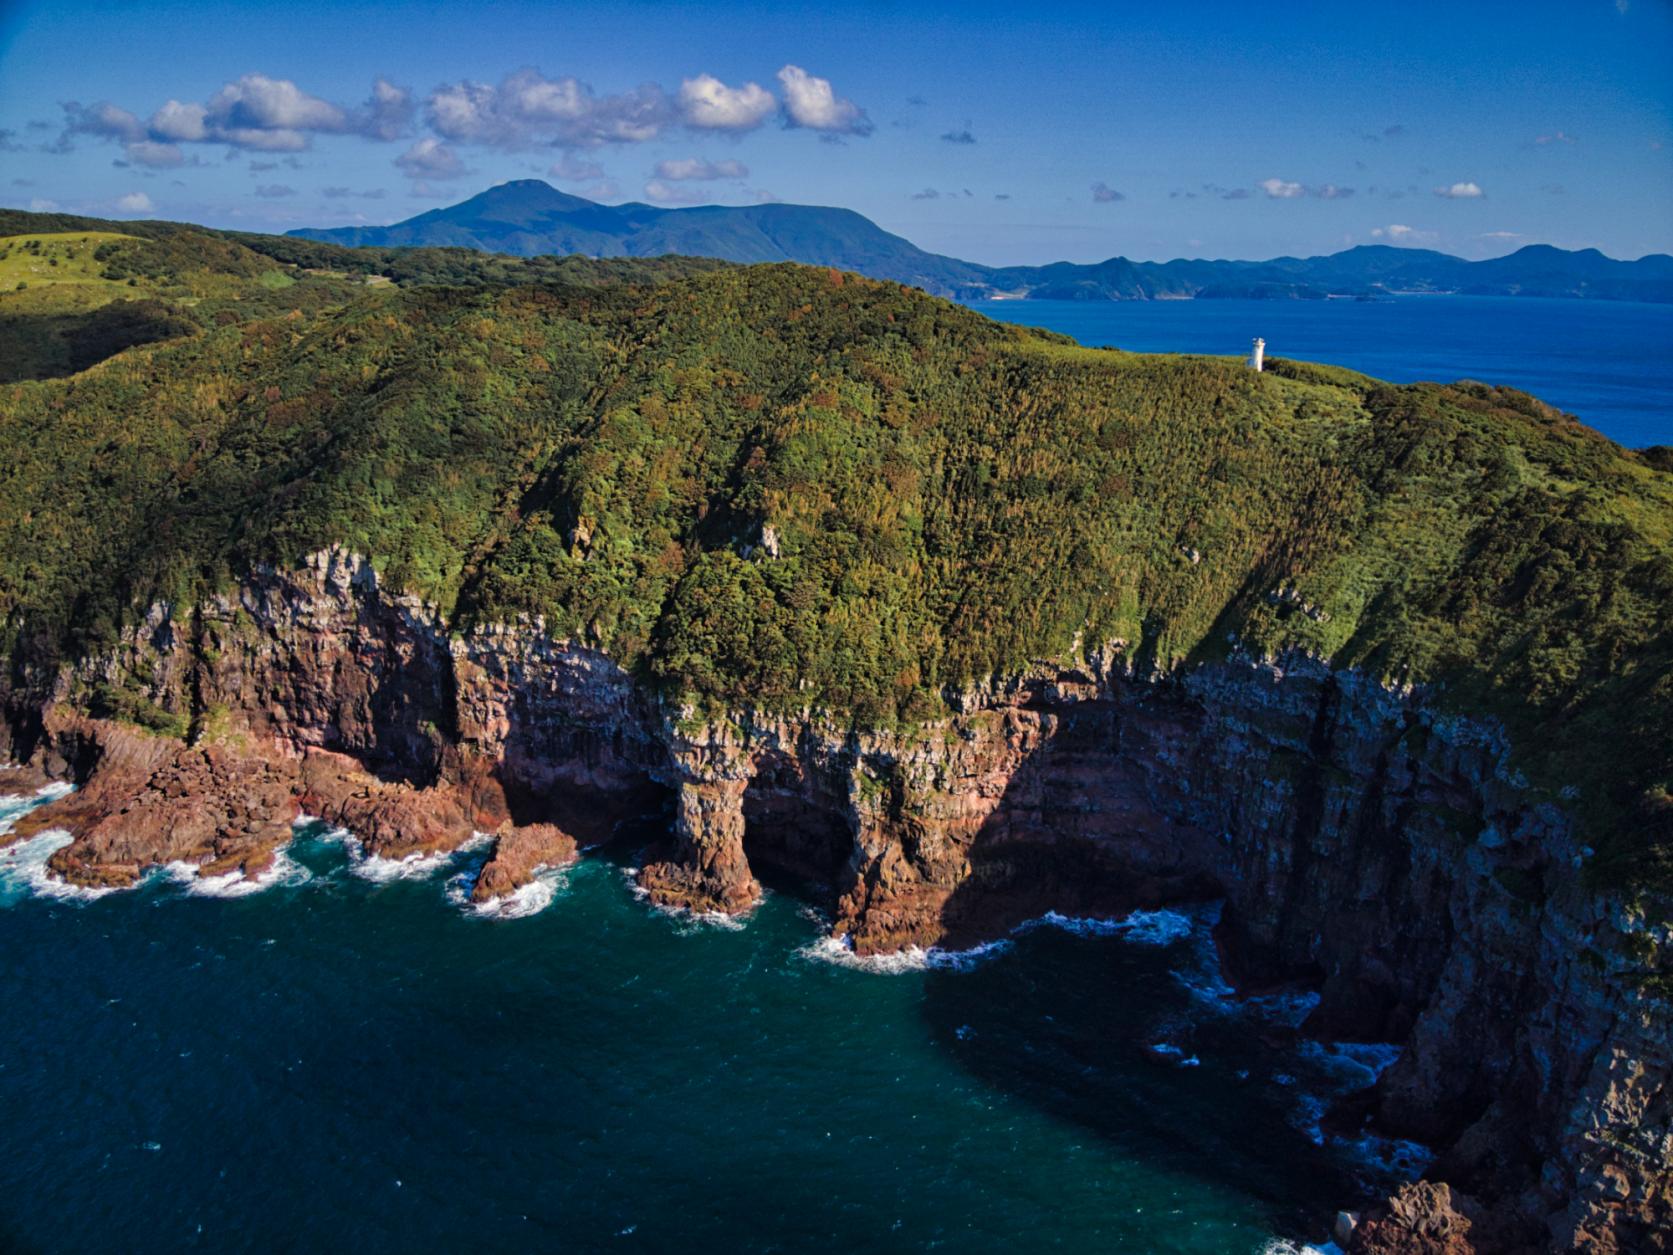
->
[471, 823, 578, 903]
[0, 548, 1665, 1253]
[10, 715, 300, 885]
[1347, 1182, 1513, 1254]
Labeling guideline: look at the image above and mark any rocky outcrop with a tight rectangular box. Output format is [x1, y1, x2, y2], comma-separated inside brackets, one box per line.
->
[471, 822, 578, 903]
[8, 713, 300, 885]
[0, 549, 1667, 1252]
[1349, 1182, 1511, 1254]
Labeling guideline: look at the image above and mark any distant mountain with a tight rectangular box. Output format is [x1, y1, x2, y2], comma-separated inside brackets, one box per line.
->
[291, 180, 985, 295]
[290, 180, 1673, 303]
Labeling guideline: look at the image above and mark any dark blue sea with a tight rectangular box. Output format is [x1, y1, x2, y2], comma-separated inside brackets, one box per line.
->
[967, 295, 1673, 449]
[0, 800, 1422, 1255]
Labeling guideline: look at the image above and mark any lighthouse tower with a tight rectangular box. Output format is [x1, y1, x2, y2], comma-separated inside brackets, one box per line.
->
[1249, 337, 1265, 372]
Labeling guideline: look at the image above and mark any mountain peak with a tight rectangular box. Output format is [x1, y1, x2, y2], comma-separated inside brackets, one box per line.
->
[454, 179, 605, 219]
[286, 183, 1671, 304]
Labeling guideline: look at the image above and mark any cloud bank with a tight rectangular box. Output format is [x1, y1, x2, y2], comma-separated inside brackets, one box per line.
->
[49, 63, 873, 180]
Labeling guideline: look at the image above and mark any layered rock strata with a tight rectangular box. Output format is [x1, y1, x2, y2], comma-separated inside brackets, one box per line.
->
[0, 548, 1665, 1252]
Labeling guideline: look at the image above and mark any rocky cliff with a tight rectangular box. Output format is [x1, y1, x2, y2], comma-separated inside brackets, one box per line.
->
[1, 547, 1667, 1252]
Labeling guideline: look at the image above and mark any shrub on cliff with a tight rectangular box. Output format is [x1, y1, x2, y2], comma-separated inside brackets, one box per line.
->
[0, 217, 1668, 895]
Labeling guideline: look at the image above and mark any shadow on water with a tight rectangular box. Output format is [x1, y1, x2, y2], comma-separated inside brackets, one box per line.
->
[918, 921, 1366, 1240]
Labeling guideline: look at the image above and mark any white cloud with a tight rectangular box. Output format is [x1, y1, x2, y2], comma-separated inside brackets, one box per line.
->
[148, 100, 208, 142]
[426, 68, 672, 148]
[60, 101, 147, 144]
[1434, 181, 1484, 198]
[28, 197, 58, 211]
[395, 137, 467, 179]
[58, 75, 408, 158]
[642, 178, 711, 205]
[115, 191, 154, 213]
[654, 157, 748, 181]
[360, 77, 413, 142]
[1259, 177, 1305, 199]
[677, 74, 775, 131]
[1090, 181, 1125, 203]
[206, 73, 346, 133]
[1534, 130, 1576, 145]
[1314, 183, 1354, 199]
[53, 64, 862, 164]
[776, 65, 872, 135]
[1369, 223, 1437, 244]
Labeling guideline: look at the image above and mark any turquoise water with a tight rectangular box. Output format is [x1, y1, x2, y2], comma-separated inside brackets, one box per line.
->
[0, 798, 1421, 1254]
[967, 295, 1673, 450]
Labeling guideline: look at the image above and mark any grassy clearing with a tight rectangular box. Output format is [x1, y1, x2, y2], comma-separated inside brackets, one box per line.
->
[0, 231, 142, 293]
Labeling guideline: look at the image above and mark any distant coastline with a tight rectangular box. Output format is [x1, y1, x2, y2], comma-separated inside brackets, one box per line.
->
[288, 179, 1673, 305]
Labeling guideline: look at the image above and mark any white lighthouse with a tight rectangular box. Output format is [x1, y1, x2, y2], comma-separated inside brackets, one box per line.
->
[1249, 337, 1265, 372]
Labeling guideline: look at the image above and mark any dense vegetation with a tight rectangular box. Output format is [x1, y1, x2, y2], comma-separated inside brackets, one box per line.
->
[0, 209, 1668, 897]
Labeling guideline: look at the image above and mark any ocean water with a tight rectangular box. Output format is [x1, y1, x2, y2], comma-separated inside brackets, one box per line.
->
[967, 295, 1673, 450]
[0, 800, 1424, 1255]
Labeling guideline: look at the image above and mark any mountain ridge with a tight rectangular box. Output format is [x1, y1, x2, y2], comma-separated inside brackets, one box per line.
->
[289, 178, 1673, 302]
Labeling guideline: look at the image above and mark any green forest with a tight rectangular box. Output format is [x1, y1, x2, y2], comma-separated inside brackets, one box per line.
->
[1, 209, 1669, 897]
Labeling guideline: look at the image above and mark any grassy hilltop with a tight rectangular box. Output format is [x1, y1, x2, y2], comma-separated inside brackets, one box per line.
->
[0, 208, 1668, 895]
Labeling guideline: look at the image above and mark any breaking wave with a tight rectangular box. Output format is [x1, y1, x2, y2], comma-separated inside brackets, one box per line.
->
[0, 783, 110, 903]
[799, 933, 1015, 974]
[0, 830, 124, 903]
[445, 864, 569, 920]
[313, 822, 492, 883]
[618, 863, 753, 932]
[164, 850, 311, 898]
[1019, 906, 1198, 946]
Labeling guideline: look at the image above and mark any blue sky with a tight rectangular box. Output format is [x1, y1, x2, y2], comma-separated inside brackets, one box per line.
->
[2, 0, 1669, 264]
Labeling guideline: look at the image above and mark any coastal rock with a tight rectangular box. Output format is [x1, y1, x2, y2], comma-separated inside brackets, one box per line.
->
[0, 557, 1666, 1251]
[8, 714, 299, 886]
[472, 822, 579, 902]
[1348, 1182, 1506, 1254]
[638, 777, 761, 914]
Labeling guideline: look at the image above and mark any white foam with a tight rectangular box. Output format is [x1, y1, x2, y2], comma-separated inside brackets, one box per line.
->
[0, 779, 74, 827]
[0, 780, 110, 904]
[796, 902, 1221, 976]
[325, 825, 492, 883]
[1261, 1241, 1341, 1255]
[445, 863, 568, 920]
[164, 849, 311, 898]
[799, 932, 1014, 974]
[1020, 906, 1199, 946]
[354, 848, 457, 882]
[618, 863, 754, 932]
[0, 830, 122, 902]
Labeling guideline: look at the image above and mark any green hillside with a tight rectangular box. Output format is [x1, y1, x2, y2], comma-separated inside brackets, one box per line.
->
[0, 212, 1668, 899]
[0, 230, 146, 293]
